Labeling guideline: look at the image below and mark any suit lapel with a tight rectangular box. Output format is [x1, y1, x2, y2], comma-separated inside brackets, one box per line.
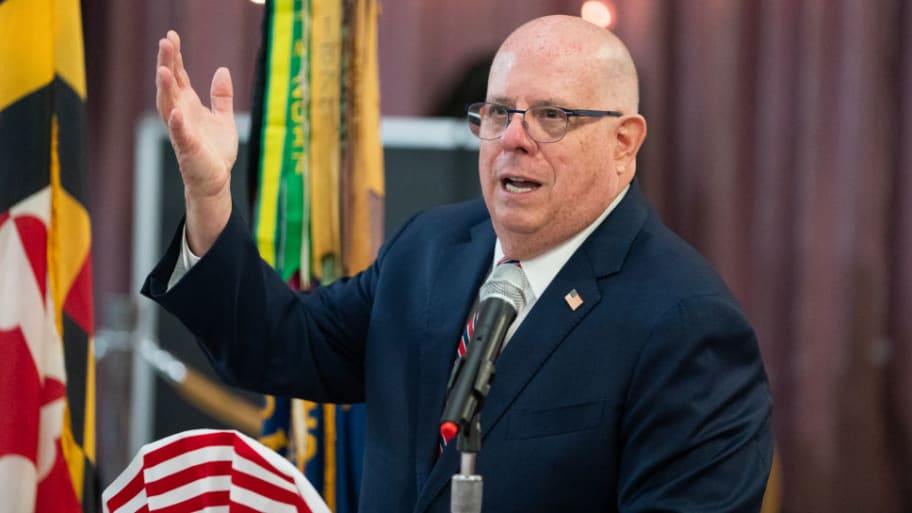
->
[481, 253, 602, 433]
[412, 182, 652, 513]
[414, 246, 603, 513]
[485, 183, 650, 439]
[413, 216, 495, 494]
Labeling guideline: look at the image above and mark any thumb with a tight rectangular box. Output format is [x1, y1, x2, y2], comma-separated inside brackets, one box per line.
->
[210, 67, 234, 119]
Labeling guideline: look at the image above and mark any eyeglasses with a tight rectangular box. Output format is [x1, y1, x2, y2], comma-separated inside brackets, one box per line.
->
[466, 102, 623, 143]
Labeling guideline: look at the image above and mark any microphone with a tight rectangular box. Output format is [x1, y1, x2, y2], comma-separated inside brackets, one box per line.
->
[439, 263, 528, 447]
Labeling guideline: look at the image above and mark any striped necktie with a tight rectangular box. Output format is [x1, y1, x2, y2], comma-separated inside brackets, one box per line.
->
[439, 258, 521, 454]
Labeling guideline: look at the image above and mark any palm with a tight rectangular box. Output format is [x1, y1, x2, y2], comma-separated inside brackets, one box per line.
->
[169, 84, 237, 195]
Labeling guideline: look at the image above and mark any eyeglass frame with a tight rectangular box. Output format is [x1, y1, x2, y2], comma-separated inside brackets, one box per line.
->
[466, 101, 624, 143]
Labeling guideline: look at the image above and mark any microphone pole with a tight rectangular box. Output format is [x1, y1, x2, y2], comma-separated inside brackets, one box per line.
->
[440, 264, 527, 513]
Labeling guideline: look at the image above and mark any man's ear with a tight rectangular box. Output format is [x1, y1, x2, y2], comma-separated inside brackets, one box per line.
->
[614, 114, 647, 174]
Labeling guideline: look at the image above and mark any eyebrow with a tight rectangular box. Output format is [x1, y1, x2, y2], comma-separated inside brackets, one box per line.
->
[486, 96, 572, 108]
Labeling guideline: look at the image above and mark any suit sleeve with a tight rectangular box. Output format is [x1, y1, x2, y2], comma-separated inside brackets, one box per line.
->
[617, 293, 774, 513]
[141, 206, 410, 403]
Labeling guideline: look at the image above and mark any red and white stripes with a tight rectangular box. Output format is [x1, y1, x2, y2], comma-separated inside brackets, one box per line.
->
[102, 430, 331, 513]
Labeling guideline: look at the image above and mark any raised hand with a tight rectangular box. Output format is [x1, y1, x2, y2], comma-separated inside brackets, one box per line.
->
[156, 31, 236, 254]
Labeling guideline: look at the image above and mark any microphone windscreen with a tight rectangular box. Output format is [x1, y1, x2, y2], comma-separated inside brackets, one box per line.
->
[479, 263, 527, 311]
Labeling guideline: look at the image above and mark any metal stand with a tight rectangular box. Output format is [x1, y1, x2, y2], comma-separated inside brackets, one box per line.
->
[443, 294, 523, 513]
[451, 412, 483, 513]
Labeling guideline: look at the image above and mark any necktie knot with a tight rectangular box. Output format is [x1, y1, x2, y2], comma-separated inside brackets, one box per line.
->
[498, 257, 520, 267]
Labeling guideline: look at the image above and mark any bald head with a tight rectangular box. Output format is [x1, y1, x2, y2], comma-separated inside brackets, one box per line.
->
[492, 15, 640, 114]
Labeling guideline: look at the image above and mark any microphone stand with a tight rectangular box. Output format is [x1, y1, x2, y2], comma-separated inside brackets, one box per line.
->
[442, 300, 516, 513]
[450, 412, 483, 513]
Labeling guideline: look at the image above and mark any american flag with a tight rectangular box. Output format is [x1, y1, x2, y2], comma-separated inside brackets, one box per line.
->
[564, 289, 584, 311]
[102, 430, 331, 513]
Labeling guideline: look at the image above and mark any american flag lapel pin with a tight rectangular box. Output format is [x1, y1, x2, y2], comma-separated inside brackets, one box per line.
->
[564, 289, 583, 311]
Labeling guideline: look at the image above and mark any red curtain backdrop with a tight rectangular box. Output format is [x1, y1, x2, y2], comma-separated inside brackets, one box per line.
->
[617, 1, 912, 511]
[84, 1, 911, 511]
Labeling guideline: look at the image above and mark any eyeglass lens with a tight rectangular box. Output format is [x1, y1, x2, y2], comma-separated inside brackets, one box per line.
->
[467, 103, 568, 143]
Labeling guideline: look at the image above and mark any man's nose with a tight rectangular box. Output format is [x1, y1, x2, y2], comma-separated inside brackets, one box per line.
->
[505, 112, 525, 133]
[501, 112, 534, 149]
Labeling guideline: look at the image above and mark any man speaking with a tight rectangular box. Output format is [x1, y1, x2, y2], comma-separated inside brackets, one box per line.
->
[143, 14, 773, 513]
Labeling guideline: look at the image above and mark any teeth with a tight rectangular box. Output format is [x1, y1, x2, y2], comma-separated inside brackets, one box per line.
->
[504, 179, 537, 193]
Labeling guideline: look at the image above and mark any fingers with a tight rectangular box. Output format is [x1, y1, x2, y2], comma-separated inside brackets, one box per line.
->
[166, 31, 192, 88]
[156, 30, 199, 124]
[210, 67, 234, 120]
[156, 36, 172, 74]
[156, 63, 178, 122]
[156, 34, 181, 120]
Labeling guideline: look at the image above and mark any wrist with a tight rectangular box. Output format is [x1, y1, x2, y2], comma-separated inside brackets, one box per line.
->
[184, 185, 232, 256]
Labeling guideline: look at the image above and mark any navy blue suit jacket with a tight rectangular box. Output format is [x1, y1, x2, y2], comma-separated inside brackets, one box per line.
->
[143, 182, 773, 513]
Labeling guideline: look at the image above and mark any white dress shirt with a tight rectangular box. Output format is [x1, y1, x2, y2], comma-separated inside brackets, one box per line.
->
[488, 185, 629, 346]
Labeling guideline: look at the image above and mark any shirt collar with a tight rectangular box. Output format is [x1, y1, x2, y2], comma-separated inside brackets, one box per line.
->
[492, 184, 630, 300]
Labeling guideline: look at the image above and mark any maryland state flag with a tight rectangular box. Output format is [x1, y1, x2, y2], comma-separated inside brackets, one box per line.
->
[0, 1, 99, 512]
[248, 1, 384, 512]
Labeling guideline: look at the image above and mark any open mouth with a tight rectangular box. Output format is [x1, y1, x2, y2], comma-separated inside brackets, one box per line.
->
[502, 177, 542, 193]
